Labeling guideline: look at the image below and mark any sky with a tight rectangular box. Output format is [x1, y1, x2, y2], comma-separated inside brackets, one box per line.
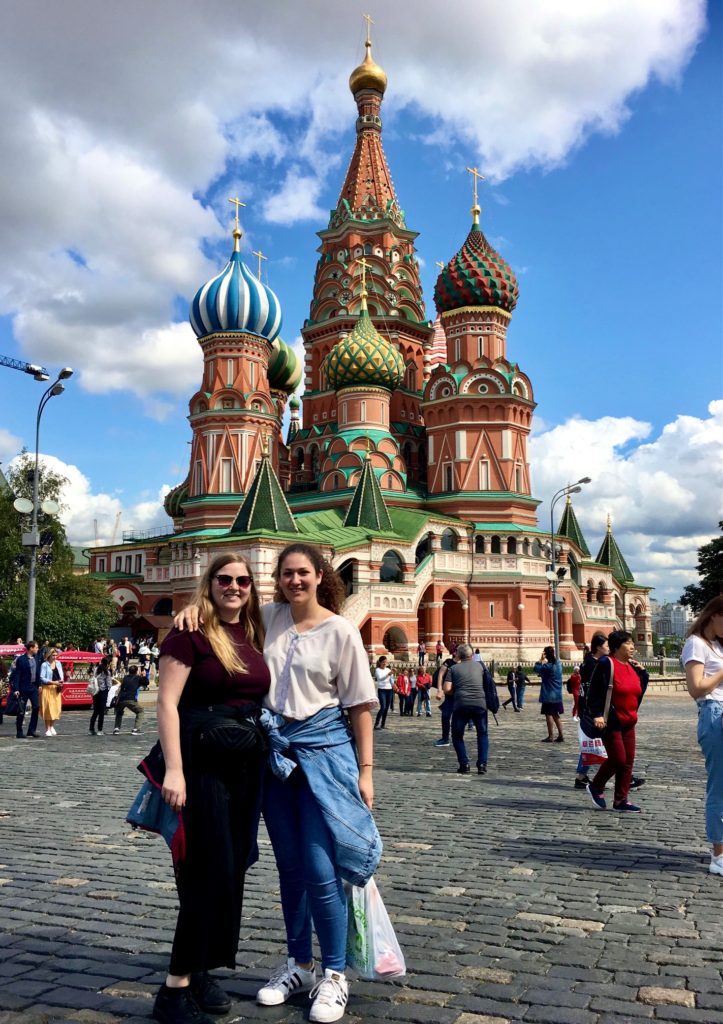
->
[0, 0, 721, 602]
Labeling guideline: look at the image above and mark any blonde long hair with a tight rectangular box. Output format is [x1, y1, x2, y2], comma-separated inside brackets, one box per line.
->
[192, 552, 265, 675]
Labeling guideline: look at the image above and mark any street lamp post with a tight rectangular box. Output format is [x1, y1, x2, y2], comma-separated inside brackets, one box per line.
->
[547, 477, 591, 660]
[24, 368, 73, 640]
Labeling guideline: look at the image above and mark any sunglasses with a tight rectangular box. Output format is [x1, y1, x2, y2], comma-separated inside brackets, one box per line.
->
[214, 574, 253, 589]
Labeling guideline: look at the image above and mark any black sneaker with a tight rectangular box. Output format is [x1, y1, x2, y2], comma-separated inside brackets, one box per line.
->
[456, 765, 471, 774]
[153, 984, 216, 1024]
[629, 776, 646, 790]
[477, 765, 487, 774]
[574, 776, 591, 790]
[191, 973, 231, 1014]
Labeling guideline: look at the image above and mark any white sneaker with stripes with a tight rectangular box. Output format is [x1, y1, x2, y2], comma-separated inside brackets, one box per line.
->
[309, 969, 349, 1023]
[256, 958, 317, 1006]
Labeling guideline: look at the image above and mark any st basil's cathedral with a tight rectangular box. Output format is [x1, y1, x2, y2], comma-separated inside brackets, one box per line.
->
[90, 36, 653, 659]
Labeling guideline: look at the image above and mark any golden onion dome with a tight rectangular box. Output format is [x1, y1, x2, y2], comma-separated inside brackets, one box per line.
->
[349, 41, 387, 96]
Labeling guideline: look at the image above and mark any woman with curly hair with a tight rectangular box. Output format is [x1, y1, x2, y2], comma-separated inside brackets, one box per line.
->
[176, 542, 381, 1023]
[681, 596, 723, 876]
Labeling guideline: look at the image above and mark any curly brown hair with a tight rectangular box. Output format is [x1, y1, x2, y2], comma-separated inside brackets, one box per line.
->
[273, 542, 346, 614]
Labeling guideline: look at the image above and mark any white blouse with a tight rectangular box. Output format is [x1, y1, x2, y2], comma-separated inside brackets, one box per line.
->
[261, 603, 378, 720]
[681, 635, 723, 703]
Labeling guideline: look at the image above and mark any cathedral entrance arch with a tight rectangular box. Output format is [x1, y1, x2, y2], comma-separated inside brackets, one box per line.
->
[416, 583, 435, 645]
[383, 625, 408, 658]
[442, 588, 465, 647]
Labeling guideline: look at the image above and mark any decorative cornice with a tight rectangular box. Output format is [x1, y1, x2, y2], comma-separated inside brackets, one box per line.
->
[441, 306, 512, 321]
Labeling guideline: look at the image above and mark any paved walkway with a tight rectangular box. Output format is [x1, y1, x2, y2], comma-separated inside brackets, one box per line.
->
[0, 696, 721, 1024]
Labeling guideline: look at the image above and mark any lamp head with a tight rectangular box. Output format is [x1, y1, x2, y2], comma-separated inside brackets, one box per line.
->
[577, 476, 591, 484]
[568, 486, 582, 495]
[49, 383, 65, 397]
[58, 367, 74, 380]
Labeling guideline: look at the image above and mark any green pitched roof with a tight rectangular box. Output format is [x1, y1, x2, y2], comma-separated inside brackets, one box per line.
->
[230, 453, 298, 535]
[556, 498, 591, 557]
[344, 456, 393, 531]
[595, 521, 634, 583]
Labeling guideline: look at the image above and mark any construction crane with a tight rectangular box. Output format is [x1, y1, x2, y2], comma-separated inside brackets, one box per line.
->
[0, 354, 50, 381]
[110, 511, 122, 546]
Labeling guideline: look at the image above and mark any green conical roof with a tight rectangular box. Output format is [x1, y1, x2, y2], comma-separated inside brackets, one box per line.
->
[557, 496, 590, 557]
[344, 454, 393, 531]
[595, 516, 634, 583]
[231, 449, 298, 535]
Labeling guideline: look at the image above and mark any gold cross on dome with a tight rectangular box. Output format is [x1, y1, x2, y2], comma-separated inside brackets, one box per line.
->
[228, 196, 246, 229]
[358, 255, 371, 289]
[363, 13, 374, 44]
[365, 436, 373, 458]
[466, 166, 485, 206]
[252, 249, 267, 279]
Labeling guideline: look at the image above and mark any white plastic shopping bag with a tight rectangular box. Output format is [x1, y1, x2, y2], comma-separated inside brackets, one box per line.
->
[345, 877, 406, 980]
[578, 722, 608, 766]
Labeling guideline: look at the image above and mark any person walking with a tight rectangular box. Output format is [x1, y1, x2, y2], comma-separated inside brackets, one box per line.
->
[113, 666, 145, 735]
[534, 646, 564, 743]
[394, 668, 411, 716]
[502, 667, 519, 711]
[89, 657, 114, 735]
[10, 641, 40, 739]
[435, 640, 444, 666]
[433, 657, 455, 747]
[374, 656, 393, 730]
[573, 633, 608, 788]
[152, 553, 270, 1024]
[417, 640, 426, 667]
[444, 644, 489, 774]
[681, 597, 723, 875]
[586, 630, 649, 813]
[39, 649, 64, 736]
[568, 665, 582, 719]
[515, 665, 529, 709]
[408, 668, 418, 716]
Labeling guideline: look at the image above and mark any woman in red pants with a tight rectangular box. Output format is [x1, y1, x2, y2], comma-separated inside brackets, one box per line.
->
[586, 630, 648, 812]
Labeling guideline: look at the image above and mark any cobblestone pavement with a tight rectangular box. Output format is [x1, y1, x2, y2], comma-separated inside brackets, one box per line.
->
[1, 695, 721, 1024]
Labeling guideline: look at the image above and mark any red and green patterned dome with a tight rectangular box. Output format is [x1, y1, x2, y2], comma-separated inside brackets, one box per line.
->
[434, 223, 518, 314]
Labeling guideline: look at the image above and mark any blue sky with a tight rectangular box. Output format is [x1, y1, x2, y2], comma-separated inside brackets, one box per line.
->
[0, 0, 720, 600]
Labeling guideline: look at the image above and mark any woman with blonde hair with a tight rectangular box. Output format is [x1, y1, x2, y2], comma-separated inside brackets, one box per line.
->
[39, 649, 64, 736]
[151, 552, 270, 1024]
[681, 596, 723, 877]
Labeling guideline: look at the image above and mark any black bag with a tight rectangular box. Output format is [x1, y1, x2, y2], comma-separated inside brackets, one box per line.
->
[482, 668, 500, 715]
[5, 691, 22, 716]
[580, 659, 614, 739]
[194, 715, 267, 769]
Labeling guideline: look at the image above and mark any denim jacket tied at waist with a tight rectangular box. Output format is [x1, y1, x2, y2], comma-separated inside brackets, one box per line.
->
[259, 705, 382, 887]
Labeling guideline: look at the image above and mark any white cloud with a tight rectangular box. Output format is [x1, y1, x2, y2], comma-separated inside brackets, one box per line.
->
[0, 0, 706, 405]
[8, 453, 173, 548]
[530, 401, 723, 600]
[0, 428, 22, 465]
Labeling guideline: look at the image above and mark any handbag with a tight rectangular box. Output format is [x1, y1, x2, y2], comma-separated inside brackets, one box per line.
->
[5, 691, 22, 716]
[194, 716, 266, 767]
[580, 659, 614, 739]
[87, 676, 99, 696]
[345, 877, 406, 980]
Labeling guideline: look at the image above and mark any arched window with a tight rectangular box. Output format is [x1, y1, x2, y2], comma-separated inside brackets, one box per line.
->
[440, 529, 458, 552]
[415, 533, 432, 565]
[568, 551, 579, 584]
[507, 537, 517, 555]
[380, 550, 404, 583]
[522, 538, 530, 555]
[153, 597, 173, 616]
[587, 580, 595, 602]
[309, 444, 320, 478]
[491, 536, 501, 554]
[475, 536, 486, 554]
[295, 447, 304, 471]
[597, 582, 606, 603]
[531, 539, 541, 557]
[337, 559, 357, 597]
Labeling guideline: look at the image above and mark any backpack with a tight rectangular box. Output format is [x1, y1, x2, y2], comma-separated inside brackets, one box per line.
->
[482, 667, 500, 715]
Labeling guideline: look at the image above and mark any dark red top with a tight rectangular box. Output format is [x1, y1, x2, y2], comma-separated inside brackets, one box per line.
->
[611, 657, 642, 727]
[161, 624, 270, 708]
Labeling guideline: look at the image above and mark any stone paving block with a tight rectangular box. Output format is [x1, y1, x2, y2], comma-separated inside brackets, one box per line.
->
[522, 1006, 597, 1024]
[452, 1015, 511, 1024]
[588, 996, 654, 1016]
[637, 986, 696, 1007]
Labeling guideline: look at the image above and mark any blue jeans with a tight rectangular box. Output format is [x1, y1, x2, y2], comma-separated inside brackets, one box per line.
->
[452, 707, 489, 768]
[417, 689, 431, 715]
[517, 684, 527, 708]
[440, 696, 453, 741]
[16, 690, 39, 736]
[698, 700, 723, 844]
[263, 766, 348, 971]
[375, 689, 392, 728]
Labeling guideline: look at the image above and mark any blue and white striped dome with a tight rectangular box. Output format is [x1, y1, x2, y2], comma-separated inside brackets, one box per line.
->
[190, 249, 283, 341]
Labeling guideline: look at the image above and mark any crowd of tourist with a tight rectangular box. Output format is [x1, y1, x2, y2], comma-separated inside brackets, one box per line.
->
[2, 570, 722, 1024]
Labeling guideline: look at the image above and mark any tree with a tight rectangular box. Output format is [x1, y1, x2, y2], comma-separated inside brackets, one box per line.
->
[0, 452, 116, 645]
[680, 522, 723, 613]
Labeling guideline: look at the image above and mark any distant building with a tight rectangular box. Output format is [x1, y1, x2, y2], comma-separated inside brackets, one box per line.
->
[651, 601, 693, 638]
[88, 35, 653, 659]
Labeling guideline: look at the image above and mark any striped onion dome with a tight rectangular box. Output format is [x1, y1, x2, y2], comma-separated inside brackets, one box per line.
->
[322, 308, 404, 391]
[190, 235, 282, 341]
[267, 337, 302, 393]
[434, 222, 518, 315]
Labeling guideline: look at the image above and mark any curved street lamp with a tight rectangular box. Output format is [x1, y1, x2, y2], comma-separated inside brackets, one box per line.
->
[548, 477, 592, 659]
[24, 368, 73, 640]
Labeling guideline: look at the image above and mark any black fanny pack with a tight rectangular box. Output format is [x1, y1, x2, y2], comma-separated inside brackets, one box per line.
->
[186, 705, 267, 766]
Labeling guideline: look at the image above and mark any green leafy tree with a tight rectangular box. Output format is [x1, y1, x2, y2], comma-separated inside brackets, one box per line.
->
[0, 452, 116, 645]
[680, 522, 723, 613]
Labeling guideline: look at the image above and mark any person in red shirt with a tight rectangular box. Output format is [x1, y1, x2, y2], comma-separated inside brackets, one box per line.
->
[416, 669, 433, 716]
[394, 670, 412, 716]
[567, 666, 582, 719]
[586, 630, 648, 812]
